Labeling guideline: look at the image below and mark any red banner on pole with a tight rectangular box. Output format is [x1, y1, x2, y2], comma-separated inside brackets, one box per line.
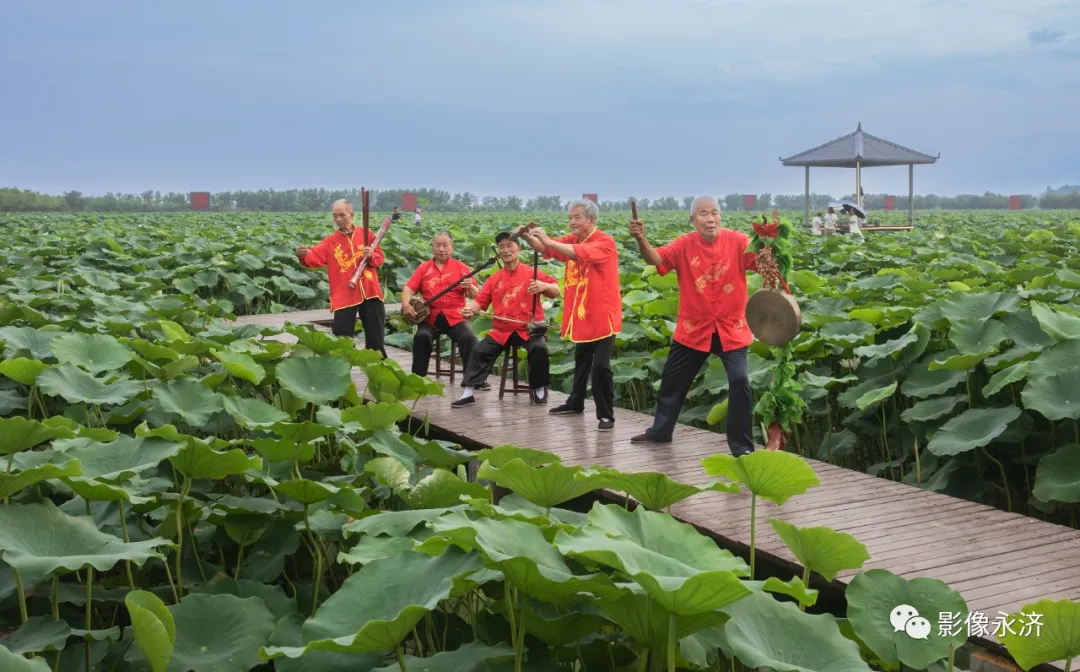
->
[743, 195, 757, 210]
[884, 195, 896, 210]
[402, 193, 418, 211]
[582, 193, 598, 203]
[190, 192, 209, 211]
[1009, 195, 1021, 210]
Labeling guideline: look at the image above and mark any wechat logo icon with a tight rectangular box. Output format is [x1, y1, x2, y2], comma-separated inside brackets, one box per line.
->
[890, 604, 931, 640]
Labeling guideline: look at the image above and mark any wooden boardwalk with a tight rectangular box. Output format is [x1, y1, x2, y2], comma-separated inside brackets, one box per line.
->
[235, 308, 1079, 669]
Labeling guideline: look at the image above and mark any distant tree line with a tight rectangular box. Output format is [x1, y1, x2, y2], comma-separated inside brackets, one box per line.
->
[1, 185, 1079, 213]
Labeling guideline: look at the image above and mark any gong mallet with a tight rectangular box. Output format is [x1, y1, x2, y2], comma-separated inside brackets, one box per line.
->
[361, 188, 370, 248]
[631, 198, 638, 221]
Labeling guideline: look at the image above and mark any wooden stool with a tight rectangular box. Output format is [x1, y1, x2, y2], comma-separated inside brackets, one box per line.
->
[432, 332, 457, 383]
[499, 343, 534, 400]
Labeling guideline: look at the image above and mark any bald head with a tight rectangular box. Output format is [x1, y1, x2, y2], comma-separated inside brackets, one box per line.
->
[689, 195, 722, 242]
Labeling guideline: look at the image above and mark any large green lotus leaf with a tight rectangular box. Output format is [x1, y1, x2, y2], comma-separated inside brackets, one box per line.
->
[855, 382, 897, 410]
[481, 493, 589, 529]
[845, 568, 968, 669]
[798, 373, 857, 391]
[948, 318, 1008, 355]
[511, 597, 611, 649]
[340, 402, 410, 430]
[125, 589, 175, 672]
[169, 436, 263, 480]
[900, 394, 967, 423]
[582, 467, 738, 512]
[264, 613, 383, 672]
[153, 378, 226, 427]
[926, 406, 1021, 456]
[1, 615, 71, 655]
[212, 349, 266, 384]
[276, 355, 352, 405]
[928, 349, 993, 371]
[36, 363, 143, 406]
[365, 456, 411, 492]
[188, 578, 299, 621]
[339, 534, 421, 566]
[55, 435, 183, 482]
[276, 479, 342, 506]
[0, 644, 51, 671]
[271, 420, 336, 445]
[1032, 444, 1080, 503]
[473, 447, 557, 468]
[0, 416, 76, 455]
[361, 428, 423, 474]
[476, 458, 608, 509]
[553, 526, 749, 615]
[754, 575, 819, 608]
[401, 434, 473, 470]
[767, 518, 869, 582]
[0, 326, 60, 360]
[128, 338, 183, 363]
[901, 365, 967, 399]
[372, 641, 515, 672]
[0, 357, 49, 385]
[164, 593, 275, 672]
[819, 320, 875, 346]
[939, 290, 1019, 323]
[404, 468, 492, 510]
[343, 506, 465, 539]
[261, 547, 483, 658]
[49, 333, 133, 374]
[1022, 370, 1080, 421]
[853, 323, 927, 363]
[222, 395, 290, 428]
[721, 590, 871, 672]
[585, 502, 749, 576]
[1031, 301, 1080, 342]
[998, 598, 1080, 671]
[983, 361, 1030, 397]
[422, 512, 622, 601]
[0, 501, 169, 584]
[0, 458, 82, 499]
[700, 450, 819, 505]
[596, 584, 729, 649]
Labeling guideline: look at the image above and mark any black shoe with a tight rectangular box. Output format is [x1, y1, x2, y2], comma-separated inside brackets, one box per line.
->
[450, 396, 475, 408]
[549, 404, 582, 415]
[532, 392, 548, 405]
[477, 382, 492, 391]
[631, 432, 671, 443]
[598, 419, 615, 431]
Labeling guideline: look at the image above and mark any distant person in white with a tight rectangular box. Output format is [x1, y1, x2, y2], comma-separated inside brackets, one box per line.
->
[848, 213, 864, 237]
[414, 208, 423, 226]
[810, 212, 823, 235]
[824, 206, 838, 235]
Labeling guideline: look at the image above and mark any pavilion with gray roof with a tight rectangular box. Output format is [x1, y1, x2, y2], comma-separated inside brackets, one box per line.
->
[780, 123, 939, 228]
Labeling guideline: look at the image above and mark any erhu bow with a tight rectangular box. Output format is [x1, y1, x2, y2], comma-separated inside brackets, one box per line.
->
[347, 188, 393, 290]
[403, 256, 498, 326]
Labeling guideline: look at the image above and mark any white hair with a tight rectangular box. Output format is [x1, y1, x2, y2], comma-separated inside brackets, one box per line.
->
[690, 195, 719, 214]
[568, 199, 599, 221]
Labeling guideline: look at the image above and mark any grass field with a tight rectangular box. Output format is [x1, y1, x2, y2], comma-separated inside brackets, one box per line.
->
[1, 209, 1079, 671]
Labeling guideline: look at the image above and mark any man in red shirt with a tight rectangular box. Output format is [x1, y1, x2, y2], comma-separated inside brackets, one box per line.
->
[294, 199, 387, 357]
[519, 199, 622, 431]
[627, 195, 765, 456]
[451, 231, 560, 408]
[401, 232, 481, 383]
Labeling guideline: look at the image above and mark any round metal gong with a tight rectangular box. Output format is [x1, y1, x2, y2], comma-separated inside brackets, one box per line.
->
[746, 289, 802, 346]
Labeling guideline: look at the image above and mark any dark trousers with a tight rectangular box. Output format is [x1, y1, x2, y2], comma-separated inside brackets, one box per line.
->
[331, 299, 386, 358]
[411, 312, 478, 382]
[462, 332, 550, 390]
[564, 335, 615, 420]
[647, 332, 754, 456]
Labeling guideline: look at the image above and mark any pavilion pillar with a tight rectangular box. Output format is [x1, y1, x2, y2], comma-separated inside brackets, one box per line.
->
[855, 160, 862, 207]
[804, 166, 810, 229]
[908, 163, 914, 226]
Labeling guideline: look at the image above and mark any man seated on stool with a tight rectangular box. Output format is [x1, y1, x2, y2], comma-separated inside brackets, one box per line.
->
[401, 231, 483, 388]
[451, 231, 560, 408]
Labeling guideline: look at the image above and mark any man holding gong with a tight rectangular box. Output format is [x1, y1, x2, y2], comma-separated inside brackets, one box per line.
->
[627, 196, 769, 456]
[400, 231, 481, 383]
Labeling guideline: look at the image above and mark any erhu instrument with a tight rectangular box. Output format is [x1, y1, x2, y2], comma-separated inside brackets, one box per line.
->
[347, 188, 393, 290]
[525, 240, 549, 338]
[403, 256, 497, 326]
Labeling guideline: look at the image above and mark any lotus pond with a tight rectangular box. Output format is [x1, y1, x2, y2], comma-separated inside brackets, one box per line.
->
[1, 210, 1079, 671]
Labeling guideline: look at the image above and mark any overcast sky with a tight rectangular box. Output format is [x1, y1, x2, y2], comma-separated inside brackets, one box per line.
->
[2, 0, 1079, 200]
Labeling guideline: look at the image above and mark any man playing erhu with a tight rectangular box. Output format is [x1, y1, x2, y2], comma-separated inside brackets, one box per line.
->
[401, 232, 481, 384]
[519, 199, 622, 432]
[628, 195, 766, 456]
[451, 231, 560, 408]
[295, 199, 387, 357]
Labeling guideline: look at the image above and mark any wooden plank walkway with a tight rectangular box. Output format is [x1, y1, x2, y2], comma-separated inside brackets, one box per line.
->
[233, 309, 1079, 669]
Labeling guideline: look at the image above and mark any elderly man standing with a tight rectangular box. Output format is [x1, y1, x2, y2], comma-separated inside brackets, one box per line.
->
[401, 232, 481, 384]
[627, 196, 765, 456]
[519, 199, 622, 431]
[451, 231, 560, 408]
[294, 199, 387, 357]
